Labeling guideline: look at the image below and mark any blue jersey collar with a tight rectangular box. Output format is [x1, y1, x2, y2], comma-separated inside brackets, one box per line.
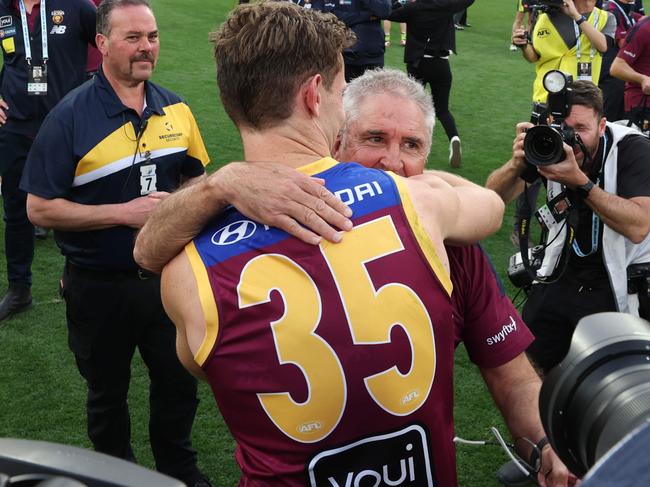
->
[94, 66, 165, 118]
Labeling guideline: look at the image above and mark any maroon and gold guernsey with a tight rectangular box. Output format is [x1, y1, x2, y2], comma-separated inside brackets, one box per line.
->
[186, 158, 459, 486]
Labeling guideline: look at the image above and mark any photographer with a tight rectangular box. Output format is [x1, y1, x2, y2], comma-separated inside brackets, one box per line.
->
[486, 80, 650, 375]
[512, 0, 614, 103]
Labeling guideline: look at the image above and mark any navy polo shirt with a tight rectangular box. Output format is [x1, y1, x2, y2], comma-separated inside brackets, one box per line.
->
[21, 67, 210, 271]
[0, 0, 96, 136]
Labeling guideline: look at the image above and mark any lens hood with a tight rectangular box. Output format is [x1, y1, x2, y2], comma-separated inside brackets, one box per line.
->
[539, 312, 650, 476]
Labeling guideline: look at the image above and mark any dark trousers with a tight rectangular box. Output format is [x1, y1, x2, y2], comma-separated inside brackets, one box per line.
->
[453, 9, 468, 25]
[407, 57, 459, 141]
[0, 131, 35, 288]
[344, 63, 383, 83]
[523, 273, 617, 374]
[63, 262, 201, 483]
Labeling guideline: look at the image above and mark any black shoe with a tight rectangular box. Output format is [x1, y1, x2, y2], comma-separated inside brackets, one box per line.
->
[184, 473, 212, 487]
[0, 285, 33, 323]
[496, 460, 536, 487]
[34, 226, 50, 240]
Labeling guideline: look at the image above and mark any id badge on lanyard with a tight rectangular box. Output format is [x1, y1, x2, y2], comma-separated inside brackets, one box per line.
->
[19, 0, 49, 96]
[28, 64, 47, 95]
[577, 61, 592, 81]
[138, 150, 158, 195]
[574, 11, 599, 82]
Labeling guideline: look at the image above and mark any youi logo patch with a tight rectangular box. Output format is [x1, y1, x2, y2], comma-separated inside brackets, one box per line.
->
[211, 220, 257, 246]
[308, 424, 436, 486]
[0, 16, 12, 28]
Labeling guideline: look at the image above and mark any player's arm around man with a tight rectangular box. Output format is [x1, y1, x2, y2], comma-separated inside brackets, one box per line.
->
[134, 162, 354, 274]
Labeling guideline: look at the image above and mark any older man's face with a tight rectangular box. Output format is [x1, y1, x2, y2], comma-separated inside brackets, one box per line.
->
[336, 93, 430, 177]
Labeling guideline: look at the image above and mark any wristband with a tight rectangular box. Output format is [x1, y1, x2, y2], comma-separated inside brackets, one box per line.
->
[529, 436, 550, 470]
[575, 15, 587, 26]
[575, 180, 595, 199]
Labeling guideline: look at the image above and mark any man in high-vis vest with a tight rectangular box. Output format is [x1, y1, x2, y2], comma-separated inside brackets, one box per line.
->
[512, 0, 615, 103]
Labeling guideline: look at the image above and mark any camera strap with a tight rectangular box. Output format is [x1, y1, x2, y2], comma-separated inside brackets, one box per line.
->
[628, 263, 650, 320]
[518, 183, 576, 284]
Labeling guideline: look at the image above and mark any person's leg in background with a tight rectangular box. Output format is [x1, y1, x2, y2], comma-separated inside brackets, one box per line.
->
[383, 20, 391, 47]
[410, 57, 462, 167]
[0, 131, 34, 323]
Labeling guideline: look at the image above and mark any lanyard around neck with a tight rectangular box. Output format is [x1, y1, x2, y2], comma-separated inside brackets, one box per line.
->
[574, 9, 599, 62]
[572, 131, 608, 257]
[19, 0, 48, 65]
[612, 1, 634, 28]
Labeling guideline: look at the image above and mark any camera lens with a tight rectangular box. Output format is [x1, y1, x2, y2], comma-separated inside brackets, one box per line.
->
[540, 313, 650, 476]
[524, 125, 566, 166]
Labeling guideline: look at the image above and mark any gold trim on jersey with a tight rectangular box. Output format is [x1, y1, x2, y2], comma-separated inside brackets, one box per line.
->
[73, 102, 209, 187]
[185, 241, 220, 367]
[296, 156, 339, 175]
[387, 172, 453, 297]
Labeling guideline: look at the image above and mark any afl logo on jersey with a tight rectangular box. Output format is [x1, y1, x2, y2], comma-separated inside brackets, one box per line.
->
[211, 220, 257, 246]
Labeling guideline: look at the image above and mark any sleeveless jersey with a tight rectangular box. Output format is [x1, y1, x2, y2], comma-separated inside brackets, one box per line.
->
[186, 158, 458, 486]
[532, 9, 609, 102]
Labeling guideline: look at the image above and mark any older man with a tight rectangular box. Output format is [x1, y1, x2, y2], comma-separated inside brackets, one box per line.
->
[333, 68, 576, 487]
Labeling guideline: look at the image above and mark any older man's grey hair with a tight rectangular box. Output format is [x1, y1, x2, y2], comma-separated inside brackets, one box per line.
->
[341, 68, 436, 152]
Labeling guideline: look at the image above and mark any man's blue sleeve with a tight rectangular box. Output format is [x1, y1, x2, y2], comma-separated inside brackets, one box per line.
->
[20, 111, 77, 199]
[329, 0, 391, 25]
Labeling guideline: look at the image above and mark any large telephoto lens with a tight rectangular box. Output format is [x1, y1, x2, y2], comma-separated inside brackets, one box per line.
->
[523, 125, 566, 166]
[539, 313, 650, 476]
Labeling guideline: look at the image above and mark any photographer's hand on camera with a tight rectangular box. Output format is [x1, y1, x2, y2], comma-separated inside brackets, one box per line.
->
[536, 142, 590, 190]
[514, 122, 534, 169]
[513, 28, 539, 62]
[538, 446, 580, 487]
[559, 0, 580, 22]
[512, 27, 529, 48]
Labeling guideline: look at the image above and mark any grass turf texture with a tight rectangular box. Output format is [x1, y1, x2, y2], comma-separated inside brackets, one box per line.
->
[0, 1, 539, 485]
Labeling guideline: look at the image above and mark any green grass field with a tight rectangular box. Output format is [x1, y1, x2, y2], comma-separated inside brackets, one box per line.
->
[0, 1, 539, 485]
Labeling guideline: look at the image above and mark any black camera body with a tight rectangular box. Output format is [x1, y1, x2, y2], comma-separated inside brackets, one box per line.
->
[507, 245, 545, 289]
[522, 0, 564, 12]
[524, 71, 577, 167]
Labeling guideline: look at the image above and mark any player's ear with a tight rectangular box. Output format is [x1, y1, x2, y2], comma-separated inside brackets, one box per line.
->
[303, 74, 322, 118]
